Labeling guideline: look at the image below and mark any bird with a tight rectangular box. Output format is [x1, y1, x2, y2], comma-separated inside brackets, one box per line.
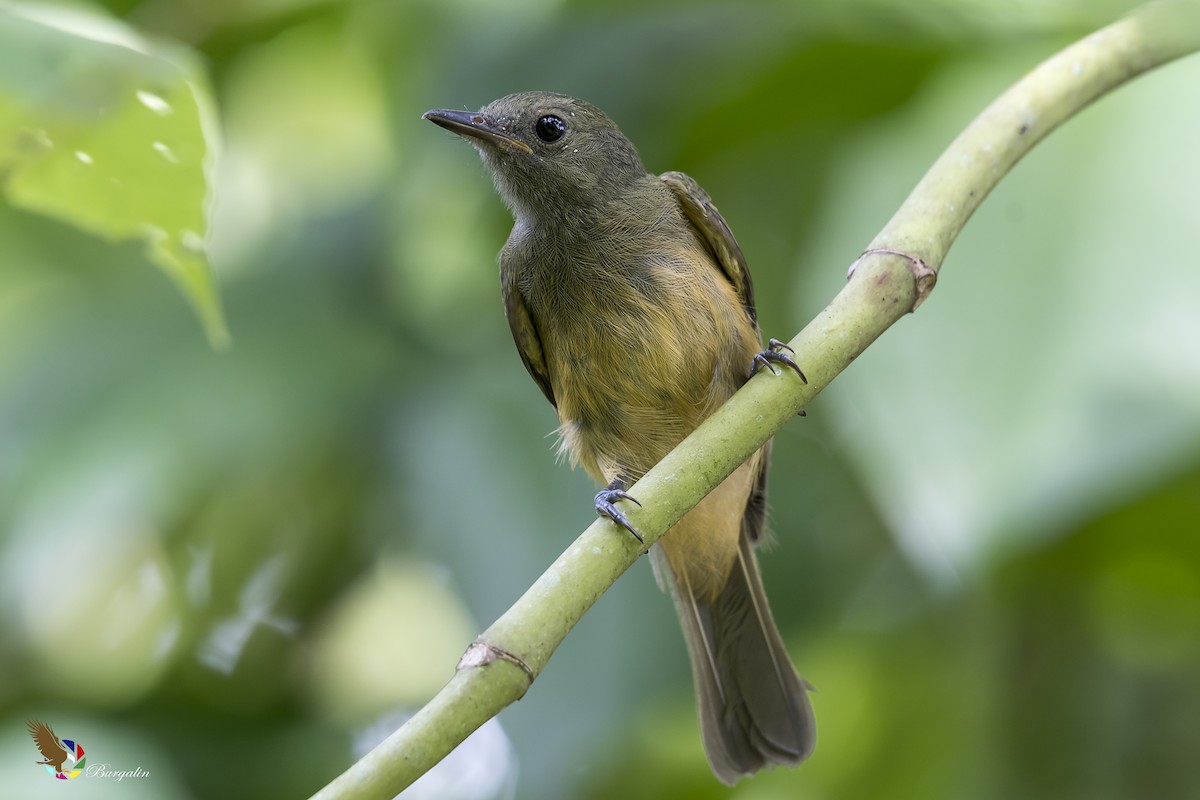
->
[423, 91, 815, 784]
[28, 719, 69, 774]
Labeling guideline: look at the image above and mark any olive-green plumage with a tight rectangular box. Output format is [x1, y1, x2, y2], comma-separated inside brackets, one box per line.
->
[424, 91, 814, 784]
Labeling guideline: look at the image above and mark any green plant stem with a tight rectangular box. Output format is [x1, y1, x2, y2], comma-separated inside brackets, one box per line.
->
[309, 3, 1200, 798]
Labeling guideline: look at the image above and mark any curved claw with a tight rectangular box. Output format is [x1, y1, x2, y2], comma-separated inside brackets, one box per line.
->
[750, 349, 808, 383]
[595, 487, 644, 544]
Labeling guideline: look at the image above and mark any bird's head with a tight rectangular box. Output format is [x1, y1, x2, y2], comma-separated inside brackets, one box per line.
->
[423, 92, 647, 221]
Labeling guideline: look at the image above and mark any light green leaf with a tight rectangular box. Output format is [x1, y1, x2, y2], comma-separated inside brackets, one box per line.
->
[0, 4, 228, 346]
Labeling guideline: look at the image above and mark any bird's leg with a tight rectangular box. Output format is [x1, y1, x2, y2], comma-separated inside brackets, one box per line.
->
[750, 337, 808, 383]
[595, 477, 643, 543]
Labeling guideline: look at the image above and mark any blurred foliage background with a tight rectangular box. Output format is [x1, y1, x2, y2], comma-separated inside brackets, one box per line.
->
[2, 0, 1199, 798]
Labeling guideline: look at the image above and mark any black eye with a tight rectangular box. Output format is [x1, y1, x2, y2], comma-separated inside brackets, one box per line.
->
[535, 115, 567, 143]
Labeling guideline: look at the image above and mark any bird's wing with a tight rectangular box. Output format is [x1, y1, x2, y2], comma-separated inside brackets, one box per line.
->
[660, 170, 758, 327]
[502, 270, 555, 408]
[27, 720, 67, 762]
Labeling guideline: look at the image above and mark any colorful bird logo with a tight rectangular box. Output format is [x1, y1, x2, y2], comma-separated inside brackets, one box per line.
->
[27, 720, 86, 780]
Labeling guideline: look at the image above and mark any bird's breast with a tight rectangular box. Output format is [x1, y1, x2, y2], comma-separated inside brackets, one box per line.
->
[524, 239, 759, 481]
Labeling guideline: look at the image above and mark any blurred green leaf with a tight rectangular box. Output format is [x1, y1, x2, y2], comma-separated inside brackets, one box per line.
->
[0, 3, 227, 345]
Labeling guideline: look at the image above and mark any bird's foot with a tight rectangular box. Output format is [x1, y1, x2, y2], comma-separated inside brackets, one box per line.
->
[749, 338, 808, 383]
[595, 480, 643, 543]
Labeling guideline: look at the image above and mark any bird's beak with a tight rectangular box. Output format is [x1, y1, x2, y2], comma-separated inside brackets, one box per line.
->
[422, 109, 533, 155]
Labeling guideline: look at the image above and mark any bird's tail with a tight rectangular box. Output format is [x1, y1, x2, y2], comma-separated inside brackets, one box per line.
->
[651, 533, 815, 784]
